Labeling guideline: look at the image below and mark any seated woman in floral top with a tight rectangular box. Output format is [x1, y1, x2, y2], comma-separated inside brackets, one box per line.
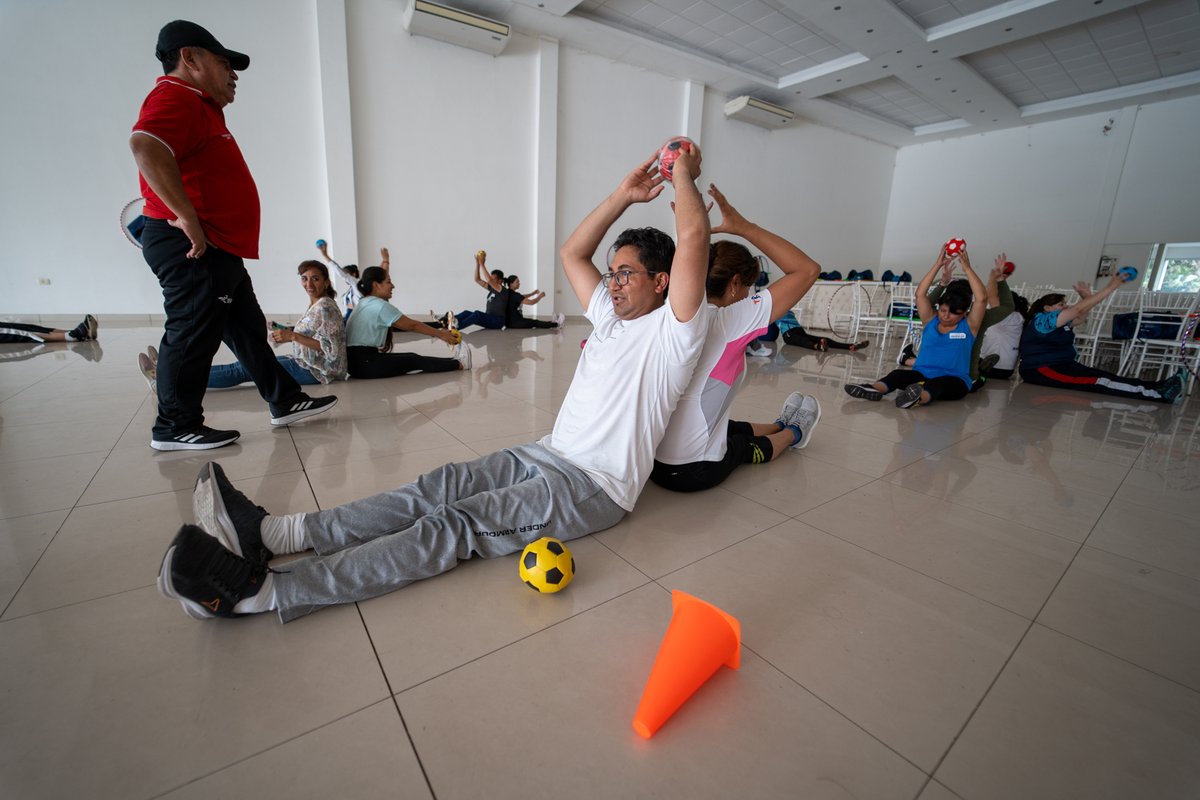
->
[208, 261, 348, 387]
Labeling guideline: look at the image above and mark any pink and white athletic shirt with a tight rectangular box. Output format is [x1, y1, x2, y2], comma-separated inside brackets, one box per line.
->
[655, 291, 774, 464]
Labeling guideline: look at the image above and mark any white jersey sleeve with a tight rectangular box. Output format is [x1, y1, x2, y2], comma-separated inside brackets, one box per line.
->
[655, 292, 774, 464]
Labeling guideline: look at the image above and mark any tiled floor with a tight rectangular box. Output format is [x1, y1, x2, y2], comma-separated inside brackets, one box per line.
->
[2, 323, 1199, 800]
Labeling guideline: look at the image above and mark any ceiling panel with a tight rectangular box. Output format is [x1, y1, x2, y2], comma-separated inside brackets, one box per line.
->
[497, 0, 1200, 144]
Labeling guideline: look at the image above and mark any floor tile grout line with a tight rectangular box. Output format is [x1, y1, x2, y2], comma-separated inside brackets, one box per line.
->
[917, 445, 1147, 788]
[353, 602, 440, 800]
[142, 697, 401, 800]
[384, 581, 659, 697]
[0, 391, 151, 620]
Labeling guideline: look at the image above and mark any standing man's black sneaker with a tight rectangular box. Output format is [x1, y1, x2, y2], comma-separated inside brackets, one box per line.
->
[157, 524, 267, 619]
[151, 426, 240, 451]
[193, 462, 274, 565]
[269, 394, 337, 426]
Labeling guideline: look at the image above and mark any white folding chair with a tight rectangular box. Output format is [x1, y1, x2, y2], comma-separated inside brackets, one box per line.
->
[1119, 291, 1200, 376]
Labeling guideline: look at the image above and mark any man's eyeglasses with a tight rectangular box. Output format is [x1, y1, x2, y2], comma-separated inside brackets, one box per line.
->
[602, 269, 658, 287]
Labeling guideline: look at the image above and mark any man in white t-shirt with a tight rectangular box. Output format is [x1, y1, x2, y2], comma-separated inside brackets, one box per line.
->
[157, 148, 711, 621]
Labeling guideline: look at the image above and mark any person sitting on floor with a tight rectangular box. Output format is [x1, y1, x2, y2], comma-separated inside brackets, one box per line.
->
[345, 267, 472, 378]
[155, 146, 711, 622]
[651, 183, 822, 493]
[844, 244, 987, 408]
[1, 315, 97, 344]
[503, 274, 564, 329]
[1018, 271, 1184, 403]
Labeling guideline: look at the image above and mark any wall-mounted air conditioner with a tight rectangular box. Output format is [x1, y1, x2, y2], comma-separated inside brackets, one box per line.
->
[724, 96, 794, 129]
[402, 0, 510, 56]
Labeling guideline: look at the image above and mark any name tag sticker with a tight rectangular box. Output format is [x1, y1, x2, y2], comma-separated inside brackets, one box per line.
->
[950, 332, 967, 339]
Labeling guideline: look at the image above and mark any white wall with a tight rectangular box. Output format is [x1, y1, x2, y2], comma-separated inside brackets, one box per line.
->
[0, 0, 329, 316]
[345, 0, 541, 317]
[1107, 94, 1200, 245]
[881, 95, 1200, 289]
[696, 103, 896, 278]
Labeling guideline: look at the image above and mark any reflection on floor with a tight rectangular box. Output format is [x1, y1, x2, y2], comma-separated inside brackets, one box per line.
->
[2, 324, 1198, 800]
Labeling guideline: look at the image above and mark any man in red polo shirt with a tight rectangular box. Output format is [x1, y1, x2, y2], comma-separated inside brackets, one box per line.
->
[130, 20, 336, 451]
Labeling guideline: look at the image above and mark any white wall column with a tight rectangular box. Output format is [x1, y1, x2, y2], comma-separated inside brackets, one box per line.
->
[535, 37, 560, 313]
[315, 0, 358, 263]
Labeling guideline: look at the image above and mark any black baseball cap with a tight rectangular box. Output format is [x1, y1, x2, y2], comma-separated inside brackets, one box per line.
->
[155, 20, 250, 71]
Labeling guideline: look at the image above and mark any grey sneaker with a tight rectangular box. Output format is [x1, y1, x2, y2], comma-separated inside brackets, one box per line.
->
[788, 395, 822, 450]
[137, 352, 157, 396]
[775, 391, 805, 428]
[844, 383, 883, 401]
[895, 383, 924, 408]
[454, 342, 473, 370]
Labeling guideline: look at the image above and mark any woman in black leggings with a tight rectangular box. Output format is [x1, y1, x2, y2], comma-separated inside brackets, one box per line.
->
[345, 268, 471, 378]
[503, 275, 564, 329]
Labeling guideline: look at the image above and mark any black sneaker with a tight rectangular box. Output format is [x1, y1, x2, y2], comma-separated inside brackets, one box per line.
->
[193, 462, 274, 565]
[157, 524, 267, 619]
[896, 343, 916, 366]
[844, 383, 884, 401]
[978, 353, 1001, 374]
[895, 383, 924, 408]
[1160, 371, 1186, 403]
[69, 314, 98, 341]
[269, 394, 337, 426]
[151, 426, 240, 451]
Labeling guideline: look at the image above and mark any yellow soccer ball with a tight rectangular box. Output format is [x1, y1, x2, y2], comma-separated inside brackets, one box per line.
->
[519, 537, 575, 593]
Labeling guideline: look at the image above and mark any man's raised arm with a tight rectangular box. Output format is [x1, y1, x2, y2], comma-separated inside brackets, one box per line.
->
[662, 147, 708, 323]
[559, 152, 666, 308]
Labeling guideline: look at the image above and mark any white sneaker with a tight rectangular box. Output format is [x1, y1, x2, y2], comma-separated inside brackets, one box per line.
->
[746, 340, 772, 358]
[454, 342, 473, 370]
[137, 352, 158, 397]
[552, 312, 566, 328]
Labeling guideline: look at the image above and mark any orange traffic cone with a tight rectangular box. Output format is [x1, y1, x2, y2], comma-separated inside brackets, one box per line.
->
[632, 590, 741, 739]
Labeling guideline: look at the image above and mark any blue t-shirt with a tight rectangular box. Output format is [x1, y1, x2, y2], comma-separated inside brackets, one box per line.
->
[913, 317, 974, 388]
[345, 295, 402, 348]
[1018, 310, 1076, 369]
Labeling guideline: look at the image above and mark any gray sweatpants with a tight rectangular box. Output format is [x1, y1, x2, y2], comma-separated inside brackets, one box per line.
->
[273, 443, 627, 621]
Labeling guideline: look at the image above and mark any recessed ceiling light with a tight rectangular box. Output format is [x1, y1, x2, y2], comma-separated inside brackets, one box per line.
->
[867, 28, 874, 33]
[882, 64, 888, 68]
[932, 49, 939, 54]
[896, 50, 902, 54]
[916, 64, 923, 68]
[834, 5, 842, 9]
[965, 99, 971, 102]
[935, 77, 941, 81]
[951, 89, 957, 92]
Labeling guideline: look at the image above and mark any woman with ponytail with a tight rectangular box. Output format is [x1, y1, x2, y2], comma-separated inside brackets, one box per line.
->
[345, 267, 472, 378]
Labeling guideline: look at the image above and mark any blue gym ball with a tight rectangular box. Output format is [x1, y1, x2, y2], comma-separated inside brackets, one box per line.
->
[316, 239, 326, 247]
[1118, 265, 1137, 282]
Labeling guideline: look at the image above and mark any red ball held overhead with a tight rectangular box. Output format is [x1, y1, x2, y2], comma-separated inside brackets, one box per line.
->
[944, 238, 966, 257]
[656, 136, 696, 183]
